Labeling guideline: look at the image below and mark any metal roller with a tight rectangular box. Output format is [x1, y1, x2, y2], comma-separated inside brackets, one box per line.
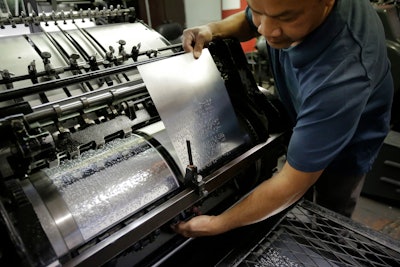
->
[20, 134, 180, 258]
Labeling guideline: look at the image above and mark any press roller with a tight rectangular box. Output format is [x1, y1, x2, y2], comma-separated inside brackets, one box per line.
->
[21, 134, 180, 257]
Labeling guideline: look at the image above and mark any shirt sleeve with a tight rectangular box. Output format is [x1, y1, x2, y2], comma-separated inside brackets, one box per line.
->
[286, 54, 372, 173]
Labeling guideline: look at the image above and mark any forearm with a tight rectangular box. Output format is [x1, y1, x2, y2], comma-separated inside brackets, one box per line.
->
[207, 11, 258, 42]
[174, 162, 322, 237]
[213, 162, 322, 233]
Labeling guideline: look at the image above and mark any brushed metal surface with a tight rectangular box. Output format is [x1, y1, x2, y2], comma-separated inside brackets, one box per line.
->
[28, 33, 69, 68]
[85, 23, 171, 59]
[0, 35, 44, 75]
[138, 49, 248, 171]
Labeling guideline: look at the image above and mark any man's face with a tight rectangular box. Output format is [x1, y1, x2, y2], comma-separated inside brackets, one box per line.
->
[247, 0, 335, 49]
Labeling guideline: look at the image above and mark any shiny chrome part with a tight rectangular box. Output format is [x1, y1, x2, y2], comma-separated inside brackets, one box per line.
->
[28, 171, 85, 251]
[26, 82, 147, 123]
[30, 134, 178, 241]
[21, 178, 70, 257]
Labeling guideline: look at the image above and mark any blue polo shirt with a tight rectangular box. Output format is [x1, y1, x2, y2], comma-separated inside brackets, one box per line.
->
[246, 0, 393, 175]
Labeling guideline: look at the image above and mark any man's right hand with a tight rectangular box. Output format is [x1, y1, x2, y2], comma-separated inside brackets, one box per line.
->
[181, 10, 255, 59]
[182, 25, 213, 59]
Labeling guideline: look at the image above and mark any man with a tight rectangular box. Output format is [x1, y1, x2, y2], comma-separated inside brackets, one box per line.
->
[174, 0, 393, 237]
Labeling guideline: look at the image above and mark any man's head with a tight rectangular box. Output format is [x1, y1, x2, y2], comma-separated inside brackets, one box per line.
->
[248, 0, 335, 49]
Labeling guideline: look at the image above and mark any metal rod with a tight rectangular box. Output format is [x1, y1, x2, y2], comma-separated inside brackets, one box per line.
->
[25, 81, 147, 122]
[43, 31, 70, 62]
[56, 24, 90, 60]
[76, 25, 108, 55]
[0, 48, 183, 102]
[186, 140, 193, 165]
[384, 160, 400, 169]
[145, 0, 152, 28]
[380, 176, 400, 187]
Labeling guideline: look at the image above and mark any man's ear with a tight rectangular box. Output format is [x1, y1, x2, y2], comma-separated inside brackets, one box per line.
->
[323, 0, 336, 9]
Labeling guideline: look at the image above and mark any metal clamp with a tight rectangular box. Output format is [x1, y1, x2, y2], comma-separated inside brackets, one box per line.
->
[184, 140, 208, 197]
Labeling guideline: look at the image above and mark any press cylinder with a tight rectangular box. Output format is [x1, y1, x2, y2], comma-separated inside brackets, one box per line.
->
[21, 134, 180, 257]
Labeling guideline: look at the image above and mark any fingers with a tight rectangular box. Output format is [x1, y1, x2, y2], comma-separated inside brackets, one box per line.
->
[182, 26, 212, 59]
[173, 220, 205, 238]
[173, 221, 194, 238]
[182, 30, 195, 53]
[192, 36, 206, 59]
[172, 215, 219, 238]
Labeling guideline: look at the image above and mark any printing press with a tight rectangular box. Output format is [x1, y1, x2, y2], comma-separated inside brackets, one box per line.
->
[1, 3, 400, 267]
[0, 4, 292, 266]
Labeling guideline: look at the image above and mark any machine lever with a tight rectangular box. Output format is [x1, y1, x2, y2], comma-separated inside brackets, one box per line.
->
[184, 140, 208, 197]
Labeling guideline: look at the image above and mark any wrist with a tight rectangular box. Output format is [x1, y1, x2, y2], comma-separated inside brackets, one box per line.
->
[206, 22, 222, 40]
[211, 214, 234, 235]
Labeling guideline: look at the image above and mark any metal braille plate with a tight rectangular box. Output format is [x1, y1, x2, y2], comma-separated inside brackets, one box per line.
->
[138, 49, 248, 172]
